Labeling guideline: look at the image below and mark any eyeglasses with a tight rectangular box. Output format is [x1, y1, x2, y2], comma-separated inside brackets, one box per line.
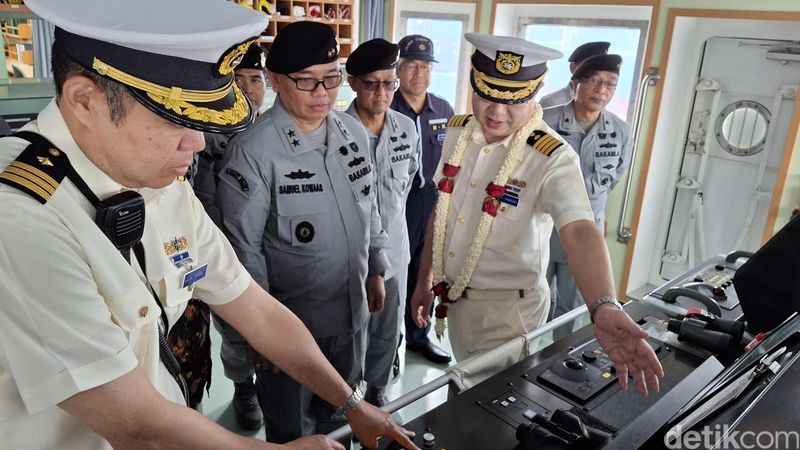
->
[401, 62, 432, 72]
[285, 71, 343, 92]
[582, 76, 618, 90]
[356, 78, 399, 92]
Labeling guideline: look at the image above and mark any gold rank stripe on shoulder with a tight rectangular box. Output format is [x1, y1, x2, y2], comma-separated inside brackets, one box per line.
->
[526, 130, 563, 157]
[446, 114, 473, 128]
[0, 143, 68, 204]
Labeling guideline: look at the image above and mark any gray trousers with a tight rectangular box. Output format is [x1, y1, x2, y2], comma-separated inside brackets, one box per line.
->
[256, 326, 367, 444]
[364, 272, 405, 390]
[546, 259, 585, 341]
[212, 312, 255, 384]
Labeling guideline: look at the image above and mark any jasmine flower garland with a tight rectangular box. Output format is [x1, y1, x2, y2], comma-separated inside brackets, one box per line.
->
[431, 105, 543, 340]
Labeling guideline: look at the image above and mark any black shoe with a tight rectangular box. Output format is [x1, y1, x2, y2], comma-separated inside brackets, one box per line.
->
[392, 352, 401, 379]
[365, 386, 388, 407]
[406, 341, 452, 364]
[233, 380, 263, 430]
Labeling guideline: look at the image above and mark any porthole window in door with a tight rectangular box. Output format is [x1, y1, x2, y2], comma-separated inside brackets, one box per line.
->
[715, 101, 771, 156]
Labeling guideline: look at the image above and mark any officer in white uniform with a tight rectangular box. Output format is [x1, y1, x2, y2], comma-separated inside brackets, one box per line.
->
[0, 2, 416, 449]
[409, 32, 663, 396]
[214, 21, 392, 444]
[344, 39, 420, 407]
[193, 42, 269, 431]
[539, 41, 609, 109]
[543, 54, 633, 339]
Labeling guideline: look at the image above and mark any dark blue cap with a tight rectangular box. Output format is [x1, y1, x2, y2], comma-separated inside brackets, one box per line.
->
[398, 34, 437, 62]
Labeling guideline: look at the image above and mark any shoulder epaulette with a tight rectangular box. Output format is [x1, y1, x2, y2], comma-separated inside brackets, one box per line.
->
[0, 142, 68, 204]
[446, 114, 473, 128]
[527, 130, 564, 157]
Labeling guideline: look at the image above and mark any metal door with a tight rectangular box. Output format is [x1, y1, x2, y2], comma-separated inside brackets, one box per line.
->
[660, 37, 799, 280]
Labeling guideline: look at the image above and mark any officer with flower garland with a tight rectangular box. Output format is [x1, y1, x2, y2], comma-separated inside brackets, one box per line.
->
[409, 32, 663, 395]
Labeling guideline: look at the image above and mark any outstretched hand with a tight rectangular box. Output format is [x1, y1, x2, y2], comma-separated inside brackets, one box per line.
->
[347, 401, 419, 450]
[592, 305, 664, 395]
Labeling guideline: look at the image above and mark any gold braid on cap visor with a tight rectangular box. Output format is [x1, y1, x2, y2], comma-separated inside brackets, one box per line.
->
[92, 57, 249, 126]
[471, 68, 547, 102]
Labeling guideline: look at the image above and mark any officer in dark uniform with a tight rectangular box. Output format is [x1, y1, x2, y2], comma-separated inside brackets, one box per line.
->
[391, 34, 454, 365]
[214, 21, 391, 444]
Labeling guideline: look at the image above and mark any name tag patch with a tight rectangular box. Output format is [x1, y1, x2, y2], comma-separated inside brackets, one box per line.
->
[181, 263, 208, 288]
[500, 185, 521, 207]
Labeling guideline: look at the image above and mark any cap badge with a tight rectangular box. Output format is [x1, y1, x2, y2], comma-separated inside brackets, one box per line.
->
[418, 43, 427, 51]
[496, 51, 522, 75]
[217, 39, 257, 77]
[328, 42, 341, 58]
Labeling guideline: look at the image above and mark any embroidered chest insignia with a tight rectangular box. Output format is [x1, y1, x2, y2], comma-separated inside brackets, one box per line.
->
[333, 117, 351, 140]
[506, 177, 527, 188]
[348, 156, 365, 168]
[285, 169, 315, 180]
[164, 236, 189, 256]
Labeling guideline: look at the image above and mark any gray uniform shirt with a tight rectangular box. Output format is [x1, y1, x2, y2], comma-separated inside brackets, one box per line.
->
[539, 84, 574, 109]
[344, 101, 419, 280]
[193, 114, 268, 225]
[543, 101, 633, 262]
[214, 98, 390, 337]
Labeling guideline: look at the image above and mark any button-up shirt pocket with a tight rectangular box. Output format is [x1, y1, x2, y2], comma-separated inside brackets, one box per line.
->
[275, 191, 331, 253]
[484, 189, 528, 250]
[589, 149, 620, 199]
[107, 282, 160, 333]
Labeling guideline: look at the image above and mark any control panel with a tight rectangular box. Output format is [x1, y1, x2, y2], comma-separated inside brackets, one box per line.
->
[647, 252, 749, 320]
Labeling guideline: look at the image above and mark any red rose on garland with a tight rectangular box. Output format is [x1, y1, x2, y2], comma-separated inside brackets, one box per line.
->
[438, 178, 454, 193]
[485, 182, 506, 198]
[432, 281, 450, 299]
[435, 303, 449, 319]
[442, 163, 460, 177]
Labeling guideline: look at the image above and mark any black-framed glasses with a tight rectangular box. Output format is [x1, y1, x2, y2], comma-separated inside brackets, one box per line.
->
[356, 77, 399, 92]
[285, 71, 343, 91]
[582, 76, 618, 90]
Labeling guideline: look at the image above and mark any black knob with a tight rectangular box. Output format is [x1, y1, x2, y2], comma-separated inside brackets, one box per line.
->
[564, 358, 586, 370]
[581, 351, 598, 363]
[715, 264, 725, 271]
[693, 276, 704, 282]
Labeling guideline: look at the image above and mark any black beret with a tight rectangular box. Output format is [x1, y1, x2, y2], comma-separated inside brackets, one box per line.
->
[238, 43, 267, 71]
[267, 21, 339, 74]
[568, 41, 610, 63]
[571, 54, 623, 80]
[346, 39, 399, 76]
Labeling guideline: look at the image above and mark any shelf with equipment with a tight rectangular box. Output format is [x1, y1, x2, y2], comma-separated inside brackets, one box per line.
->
[232, 0, 356, 61]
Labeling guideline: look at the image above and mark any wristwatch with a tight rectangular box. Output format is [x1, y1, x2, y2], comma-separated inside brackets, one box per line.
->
[336, 386, 363, 415]
[589, 295, 622, 323]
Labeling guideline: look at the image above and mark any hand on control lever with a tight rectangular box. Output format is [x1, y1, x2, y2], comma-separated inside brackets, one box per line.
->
[592, 305, 664, 395]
